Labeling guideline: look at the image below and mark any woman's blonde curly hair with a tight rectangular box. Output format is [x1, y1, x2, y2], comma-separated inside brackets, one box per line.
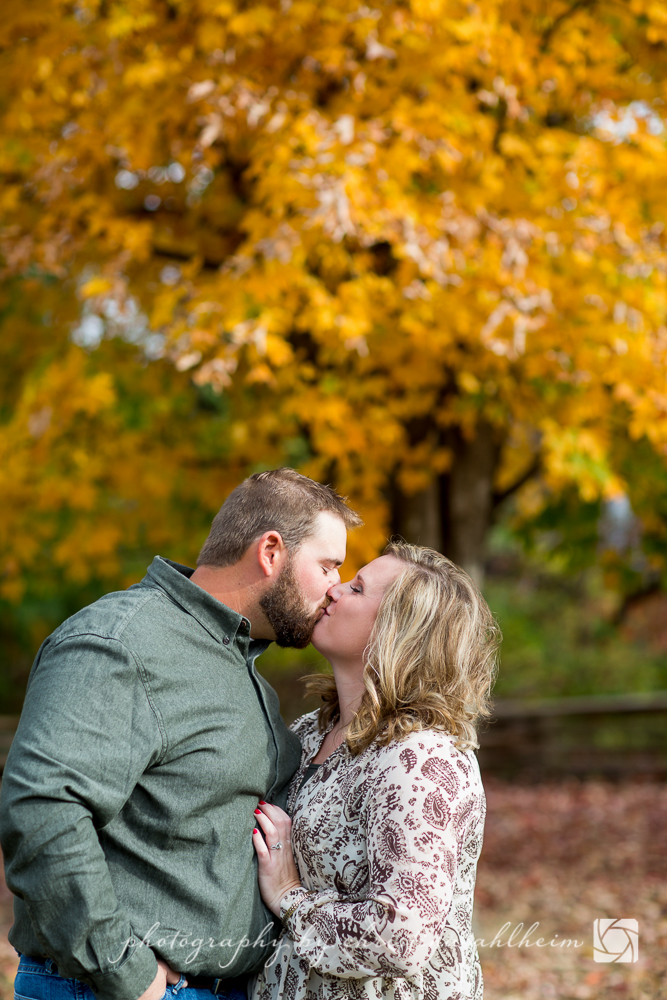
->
[303, 540, 501, 754]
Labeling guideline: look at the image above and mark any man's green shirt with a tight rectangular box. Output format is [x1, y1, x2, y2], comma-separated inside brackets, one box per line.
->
[0, 557, 302, 1000]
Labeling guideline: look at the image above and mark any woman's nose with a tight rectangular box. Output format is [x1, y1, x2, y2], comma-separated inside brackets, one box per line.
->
[327, 580, 344, 600]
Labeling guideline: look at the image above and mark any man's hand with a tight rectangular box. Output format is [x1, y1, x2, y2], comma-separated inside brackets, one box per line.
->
[252, 801, 303, 916]
[137, 958, 184, 1000]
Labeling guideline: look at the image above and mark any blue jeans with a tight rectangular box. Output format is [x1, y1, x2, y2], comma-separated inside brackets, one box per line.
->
[14, 956, 247, 1000]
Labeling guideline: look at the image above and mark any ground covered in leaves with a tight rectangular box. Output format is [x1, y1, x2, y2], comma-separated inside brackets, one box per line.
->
[475, 779, 667, 999]
[1, 779, 665, 999]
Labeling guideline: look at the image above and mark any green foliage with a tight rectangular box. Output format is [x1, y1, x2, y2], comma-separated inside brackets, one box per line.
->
[486, 571, 667, 700]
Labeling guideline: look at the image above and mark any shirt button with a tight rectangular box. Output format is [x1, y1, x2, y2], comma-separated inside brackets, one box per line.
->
[223, 635, 230, 645]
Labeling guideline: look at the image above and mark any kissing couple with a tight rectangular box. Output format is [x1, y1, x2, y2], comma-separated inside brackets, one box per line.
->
[1, 467, 499, 1000]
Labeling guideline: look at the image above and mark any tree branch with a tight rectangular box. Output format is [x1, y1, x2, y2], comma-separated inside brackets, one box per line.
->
[152, 244, 222, 270]
[540, 0, 596, 53]
[492, 101, 508, 155]
[492, 457, 541, 510]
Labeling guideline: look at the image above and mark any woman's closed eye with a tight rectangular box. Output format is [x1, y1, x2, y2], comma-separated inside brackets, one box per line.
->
[350, 584, 362, 594]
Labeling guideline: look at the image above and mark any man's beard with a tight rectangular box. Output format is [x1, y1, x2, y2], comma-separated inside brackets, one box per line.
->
[259, 554, 324, 648]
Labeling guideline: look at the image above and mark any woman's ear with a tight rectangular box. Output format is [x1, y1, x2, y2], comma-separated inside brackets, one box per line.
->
[256, 530, 287, 578]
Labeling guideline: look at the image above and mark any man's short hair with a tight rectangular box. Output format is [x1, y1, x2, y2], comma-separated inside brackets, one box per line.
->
[197, 468, 362, 567]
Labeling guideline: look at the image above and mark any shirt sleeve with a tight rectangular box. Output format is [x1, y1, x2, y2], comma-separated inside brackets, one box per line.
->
[280, 739, 484, 979]
[0, 632, 164, 1000]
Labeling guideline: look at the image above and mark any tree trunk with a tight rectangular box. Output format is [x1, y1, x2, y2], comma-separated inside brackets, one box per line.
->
[440, 422, 501, 587]
[390, 479, 442, 551]
[391, 422, 501, 588]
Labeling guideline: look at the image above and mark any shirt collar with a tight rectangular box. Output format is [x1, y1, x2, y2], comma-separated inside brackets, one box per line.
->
[144, 556, 269, 655]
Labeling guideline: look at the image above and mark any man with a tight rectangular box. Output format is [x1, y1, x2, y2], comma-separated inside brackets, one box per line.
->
[0, 468, 361, 1000]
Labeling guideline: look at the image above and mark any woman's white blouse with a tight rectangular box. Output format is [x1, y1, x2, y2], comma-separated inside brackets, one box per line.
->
[251, 710, 486, 1000]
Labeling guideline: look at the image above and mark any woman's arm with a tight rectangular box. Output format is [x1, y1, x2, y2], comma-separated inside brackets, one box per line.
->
[254, 740, 484, 980]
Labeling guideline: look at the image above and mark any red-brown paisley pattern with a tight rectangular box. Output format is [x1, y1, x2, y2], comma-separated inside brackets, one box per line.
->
[423, 788, 452, 830]
[377, 818, 410, 862]
[251, 711, 486, 1000]
[421, 757, 460, 799]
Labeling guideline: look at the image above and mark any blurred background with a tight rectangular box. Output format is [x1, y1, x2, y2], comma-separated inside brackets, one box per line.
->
[1, 1, 667, 996]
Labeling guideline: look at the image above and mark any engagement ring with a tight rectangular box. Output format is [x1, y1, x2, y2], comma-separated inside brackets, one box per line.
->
[270, 842, 283, 850]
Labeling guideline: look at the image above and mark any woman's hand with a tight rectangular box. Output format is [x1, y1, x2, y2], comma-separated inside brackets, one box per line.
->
[252, 801, 303, 916]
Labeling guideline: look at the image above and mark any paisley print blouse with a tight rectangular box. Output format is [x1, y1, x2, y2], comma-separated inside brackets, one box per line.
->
[250, 711, 486, 1000]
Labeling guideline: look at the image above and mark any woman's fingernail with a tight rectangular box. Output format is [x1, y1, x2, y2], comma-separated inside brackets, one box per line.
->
[258, 800, 266, 804]
[254, 808, 261, 814]
[253, 828, 258, 834]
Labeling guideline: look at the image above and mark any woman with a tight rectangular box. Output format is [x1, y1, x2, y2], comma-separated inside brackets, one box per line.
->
[251, 541, 500, 1000]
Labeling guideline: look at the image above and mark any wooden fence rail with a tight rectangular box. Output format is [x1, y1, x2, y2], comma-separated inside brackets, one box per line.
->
[477, 691, 667, 778]
[2, 691, 667, 778]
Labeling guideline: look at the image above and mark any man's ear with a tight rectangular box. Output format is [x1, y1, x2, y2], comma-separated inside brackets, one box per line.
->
[256, 530, 287, 578]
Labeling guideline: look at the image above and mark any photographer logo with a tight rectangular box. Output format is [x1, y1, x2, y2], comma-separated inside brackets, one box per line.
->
[593, 919, 639, 963]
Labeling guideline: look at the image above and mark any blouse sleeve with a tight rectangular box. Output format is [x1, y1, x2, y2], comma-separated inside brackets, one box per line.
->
[280, 738, 485, 979]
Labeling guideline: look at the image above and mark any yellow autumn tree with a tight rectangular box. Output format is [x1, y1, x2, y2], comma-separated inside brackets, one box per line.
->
[1, 0, 667, 596]
[0, 275, 249, 605]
